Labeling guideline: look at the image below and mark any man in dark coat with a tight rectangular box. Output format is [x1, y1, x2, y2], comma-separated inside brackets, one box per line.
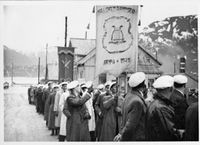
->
[48, 85, 59, 135]
[43, 81, 53, 127]
[35, 85, 42, 113]
[184, 90, 198, 141]
[37, 85, 44, 114]
[99, 82, 118, 141]
[170, 74, 189, 130]
[146, 75, 181, 141]
[65, 80, 91, 141]
[114, 72, 147, 141]
[94, 83, 110, 141]
[28, 85, 32, 104]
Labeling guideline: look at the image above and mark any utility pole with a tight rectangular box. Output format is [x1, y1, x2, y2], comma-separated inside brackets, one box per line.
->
[45, 43, 48, 82]
[38, 57, 40, 84]
[64, 17, 67, 47]
[11, 61, 13, 86]
[174, 62, 176, 74]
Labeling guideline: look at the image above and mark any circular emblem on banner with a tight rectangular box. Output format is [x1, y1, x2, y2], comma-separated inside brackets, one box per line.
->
[102, 16, 133, 54]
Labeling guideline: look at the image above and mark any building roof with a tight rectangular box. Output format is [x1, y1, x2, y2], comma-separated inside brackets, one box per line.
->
[185, 72, 198, 82]
[78, 48, 96, 65]
[70, 38, 95, 55]
[72, 38, 162, 74]
[139, 45, 162, 65]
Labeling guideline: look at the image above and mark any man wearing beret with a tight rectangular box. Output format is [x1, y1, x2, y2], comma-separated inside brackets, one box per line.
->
[114, 72, 147, 141]
[170, 74, 189, 133]
[146, 75, 180, 141]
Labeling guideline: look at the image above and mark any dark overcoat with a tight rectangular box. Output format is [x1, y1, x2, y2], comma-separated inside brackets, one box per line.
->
[170, 89, 188, 129]
[28, 87, 31, 104]
[36, 88, 43, 113]
[184, 102, 198, 141]
[115, 95, 124, 134]
[43, 88, 52, 121]
[120, 90, 147, 141]
[146, 93, 180, 141]
[48, 91, 56, 129]
[99, 93, 118, 141]
[66, 93, 91, 141]
[94, 91, 104, 141]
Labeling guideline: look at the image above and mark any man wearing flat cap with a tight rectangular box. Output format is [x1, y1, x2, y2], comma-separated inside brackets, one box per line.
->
[114, 72, 147, 141]
[170, 74, 189, 133]
[146, 75, 180, 141]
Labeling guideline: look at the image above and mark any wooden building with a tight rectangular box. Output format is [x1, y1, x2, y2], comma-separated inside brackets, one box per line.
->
[70, 38, 162, 88]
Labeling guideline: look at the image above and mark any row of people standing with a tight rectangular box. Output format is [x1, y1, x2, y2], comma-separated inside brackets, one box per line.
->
[28, 72, 198, 141]
[28, 82, 68, 140]
[43, 82, 69, 141]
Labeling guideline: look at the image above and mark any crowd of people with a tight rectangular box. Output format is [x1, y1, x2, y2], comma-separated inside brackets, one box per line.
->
[27, 72, 198, 141]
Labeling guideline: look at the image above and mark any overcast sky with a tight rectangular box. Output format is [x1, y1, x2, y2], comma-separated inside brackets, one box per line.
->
[2, 0, 199, 56]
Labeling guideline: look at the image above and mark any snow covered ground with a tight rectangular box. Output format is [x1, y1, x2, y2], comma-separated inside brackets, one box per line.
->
[4, 85, 58, 141]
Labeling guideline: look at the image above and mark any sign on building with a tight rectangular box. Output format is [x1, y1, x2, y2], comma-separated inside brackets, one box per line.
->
[95, 5, 139, 77]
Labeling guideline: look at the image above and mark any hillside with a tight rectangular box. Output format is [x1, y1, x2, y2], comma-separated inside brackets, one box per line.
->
[4, 45, 45, 77]
[139, 15, 198, 80]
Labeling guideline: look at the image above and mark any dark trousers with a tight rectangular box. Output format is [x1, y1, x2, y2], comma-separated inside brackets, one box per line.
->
[59, 135, 66, 141]
[90, 131, 96, 141]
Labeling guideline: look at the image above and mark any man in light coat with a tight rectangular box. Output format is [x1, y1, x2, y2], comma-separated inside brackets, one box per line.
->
[54, 82, 68, 136]
[58, 82, 69, 141]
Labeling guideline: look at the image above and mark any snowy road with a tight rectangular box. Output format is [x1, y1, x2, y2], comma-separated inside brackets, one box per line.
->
[4, 85, 58, 141]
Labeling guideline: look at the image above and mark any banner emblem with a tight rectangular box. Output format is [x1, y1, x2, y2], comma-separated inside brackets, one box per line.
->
[102, 16, 133, 54]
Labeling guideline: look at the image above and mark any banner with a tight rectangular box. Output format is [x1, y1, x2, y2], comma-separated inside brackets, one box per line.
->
[95, 5, 139, 77]
[58, 47, 74, 82]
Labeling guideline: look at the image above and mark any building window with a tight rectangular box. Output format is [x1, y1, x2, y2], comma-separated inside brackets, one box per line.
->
[99, 73, 106, 84]
[147, 57, 151, 63]
[80, 70, 83, 78]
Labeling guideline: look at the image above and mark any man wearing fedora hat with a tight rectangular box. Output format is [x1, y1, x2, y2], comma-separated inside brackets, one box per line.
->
[114, 72, 147, 141]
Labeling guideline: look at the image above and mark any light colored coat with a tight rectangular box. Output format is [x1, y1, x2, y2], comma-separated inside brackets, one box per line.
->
[84, 92, 95, 131]
[59, 91, 69, 136]
[54, 90, 63, 127]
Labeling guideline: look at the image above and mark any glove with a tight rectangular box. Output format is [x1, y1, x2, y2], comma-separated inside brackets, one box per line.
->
[99, 112, 103, 118]
[115, 107, 121, 113]
[113, 134, 121, 141]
